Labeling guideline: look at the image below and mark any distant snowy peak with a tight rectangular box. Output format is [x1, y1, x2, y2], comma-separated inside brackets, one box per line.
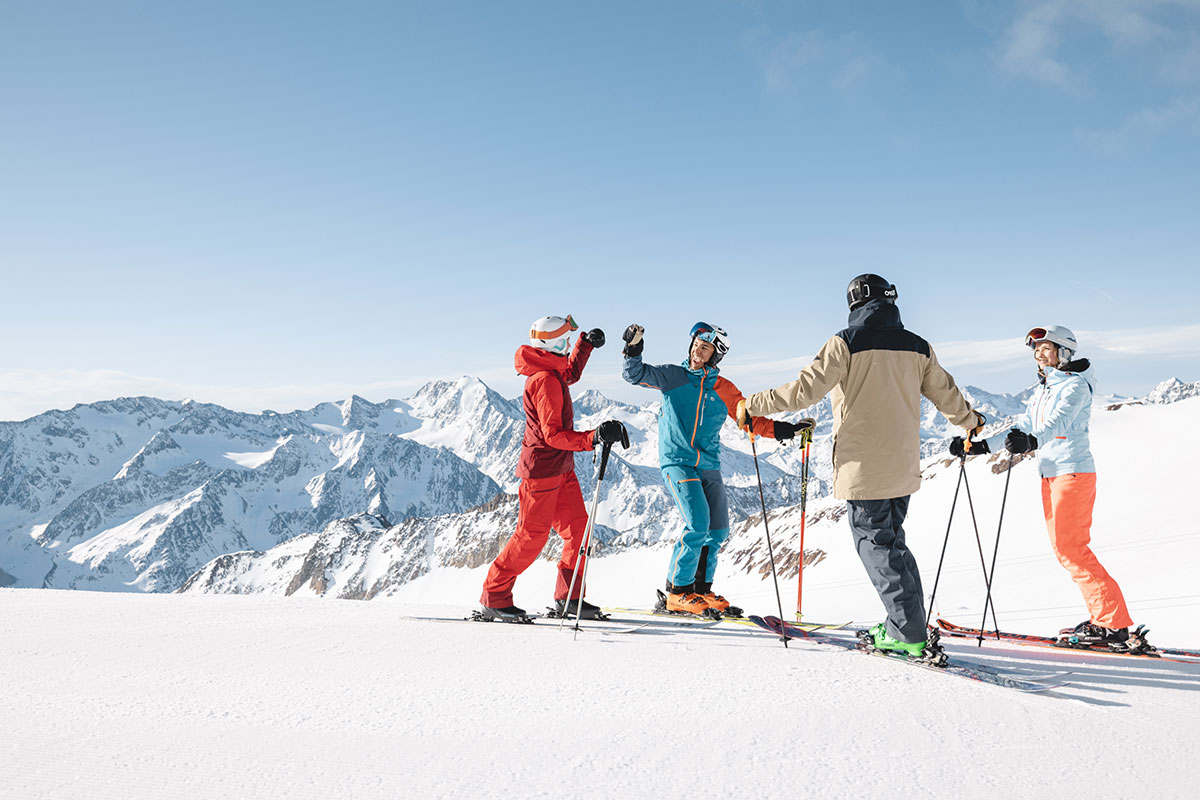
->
[289, 395, 418, 437]
[407, 377, 522, 422]
[961, 385, 1030, 419]
[401, 377, 526, 490]
[573, 389, 644, 418]
[1145, 378, 1200, 405]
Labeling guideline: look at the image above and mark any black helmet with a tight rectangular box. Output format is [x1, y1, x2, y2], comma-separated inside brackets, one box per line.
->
[846, 274, 898, 311]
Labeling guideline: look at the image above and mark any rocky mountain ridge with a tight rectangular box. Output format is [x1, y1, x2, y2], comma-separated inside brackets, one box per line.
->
[3, 376, 1193, 596]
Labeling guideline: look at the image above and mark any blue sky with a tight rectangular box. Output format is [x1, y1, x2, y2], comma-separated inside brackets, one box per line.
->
[2, 1, 1198, 420]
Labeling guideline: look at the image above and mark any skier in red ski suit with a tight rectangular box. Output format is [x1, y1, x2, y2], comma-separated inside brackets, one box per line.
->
[479, 315, 625, 622]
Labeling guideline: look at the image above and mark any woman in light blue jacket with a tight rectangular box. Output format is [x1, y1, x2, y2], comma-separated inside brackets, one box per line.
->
[977, 326, 1140, 651]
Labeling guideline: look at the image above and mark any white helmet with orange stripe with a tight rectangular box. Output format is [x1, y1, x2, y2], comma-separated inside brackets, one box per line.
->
[529, 314, 579, 355]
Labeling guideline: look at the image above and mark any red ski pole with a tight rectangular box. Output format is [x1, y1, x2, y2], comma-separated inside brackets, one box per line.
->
[795, 432, 811, 620]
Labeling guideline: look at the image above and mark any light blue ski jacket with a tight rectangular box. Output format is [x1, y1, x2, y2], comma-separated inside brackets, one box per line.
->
[986, 360, 1097, 477]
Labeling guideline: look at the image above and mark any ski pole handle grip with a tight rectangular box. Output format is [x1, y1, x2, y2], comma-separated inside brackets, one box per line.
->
[597, 441, 613, 481]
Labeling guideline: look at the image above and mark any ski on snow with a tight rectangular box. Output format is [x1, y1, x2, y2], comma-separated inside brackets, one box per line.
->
[604, 604, 852, 632]
[402, 613, 652, 634]
[936, 618, 1200, 662]
[751, 615, 1071, 693]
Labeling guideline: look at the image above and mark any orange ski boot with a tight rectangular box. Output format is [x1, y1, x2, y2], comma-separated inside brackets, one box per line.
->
[696, 583, 742, 617]
[665, 591, 716, 617]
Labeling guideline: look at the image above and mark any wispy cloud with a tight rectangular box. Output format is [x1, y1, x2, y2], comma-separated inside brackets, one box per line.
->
[995, 0, 1200, 91]
[744, 28, 897, 95]
[998, 0, 1078, 91]
[1075, 95, 1200, 155]
[1085, 323, 1200, 357]
[716, 323, 1200, 382]
[6, 324, 1199, 422]
[937, 323, 1200, 371]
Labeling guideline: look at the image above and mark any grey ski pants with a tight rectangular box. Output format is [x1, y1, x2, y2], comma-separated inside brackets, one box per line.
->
[846, 496, 927, 643]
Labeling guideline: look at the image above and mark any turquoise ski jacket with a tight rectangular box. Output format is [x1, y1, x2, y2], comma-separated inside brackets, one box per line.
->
[622, 355, 775, 470]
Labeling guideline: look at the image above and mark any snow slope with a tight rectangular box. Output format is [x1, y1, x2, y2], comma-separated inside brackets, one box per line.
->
[1, 589, 1197, 799]
[5, 384, 1200, 798]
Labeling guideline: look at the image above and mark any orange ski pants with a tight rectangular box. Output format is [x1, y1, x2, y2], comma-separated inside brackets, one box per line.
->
[1041, 472, 1133, 630]
[480, 471, 591, 608]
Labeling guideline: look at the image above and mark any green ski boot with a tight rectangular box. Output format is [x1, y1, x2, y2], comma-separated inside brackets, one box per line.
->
[865, 622, 927, 657]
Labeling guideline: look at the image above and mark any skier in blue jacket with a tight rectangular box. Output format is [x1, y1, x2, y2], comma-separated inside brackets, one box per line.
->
[621, 321, 811, 616]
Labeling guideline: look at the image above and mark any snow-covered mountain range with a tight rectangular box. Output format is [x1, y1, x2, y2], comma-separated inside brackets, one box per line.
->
[2, 376, 1195, 597]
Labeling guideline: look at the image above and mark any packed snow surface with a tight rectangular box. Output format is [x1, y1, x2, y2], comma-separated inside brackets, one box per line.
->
[2, 589, 1198, 799]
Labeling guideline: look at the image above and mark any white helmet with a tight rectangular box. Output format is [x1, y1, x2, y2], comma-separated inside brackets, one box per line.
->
[529, 314, 578, 356]
[1025, 325, 1077, 368]
[689, 321, 730, 366]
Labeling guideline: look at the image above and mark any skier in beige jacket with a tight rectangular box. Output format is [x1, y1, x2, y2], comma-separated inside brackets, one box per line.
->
[737, 274, 983, 660]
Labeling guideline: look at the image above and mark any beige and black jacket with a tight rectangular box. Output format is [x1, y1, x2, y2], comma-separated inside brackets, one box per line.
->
[745, 302, 978, 501]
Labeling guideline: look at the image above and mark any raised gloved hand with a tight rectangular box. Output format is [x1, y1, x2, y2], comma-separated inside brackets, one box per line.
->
[774, 418, 816, 442]
[950, 436, 990, 458]
[1004, 428, 1038, 454]
[582, 328, 605, 348]
[595, 419, 627, 446]
[622, 324, 644, 357]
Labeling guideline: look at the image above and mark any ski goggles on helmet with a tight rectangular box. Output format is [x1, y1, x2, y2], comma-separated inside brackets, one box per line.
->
[530, 314, 578, 342]
[690, 322, 730, 358]
[1024, 327, 1050, 348]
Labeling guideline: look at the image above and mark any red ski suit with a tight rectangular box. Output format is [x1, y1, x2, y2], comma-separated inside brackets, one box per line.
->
[480, 337, 597, 608]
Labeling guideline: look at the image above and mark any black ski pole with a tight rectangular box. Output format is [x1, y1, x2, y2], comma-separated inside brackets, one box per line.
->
[748, 427, 789, 648]
[977, 452, 1015, 646]
[960, 458, 1002, 642]
[925, 455, 967, 627]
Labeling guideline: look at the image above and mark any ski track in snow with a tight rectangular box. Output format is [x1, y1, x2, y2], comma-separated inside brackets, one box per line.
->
[2, 590, 1199, 799]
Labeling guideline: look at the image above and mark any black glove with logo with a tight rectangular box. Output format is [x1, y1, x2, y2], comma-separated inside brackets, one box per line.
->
[582, 328, 605, 348]
[622, 324, 644, 357]
[774, 418, 816, 442]
[950, 436, 990, 458]
[595, 419, 627, 446]
[1004, 428, 1038, 454]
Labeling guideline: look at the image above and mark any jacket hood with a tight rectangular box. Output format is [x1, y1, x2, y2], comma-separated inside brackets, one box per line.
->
[515, 344, 568, 377]
[847, 299, 903, 329]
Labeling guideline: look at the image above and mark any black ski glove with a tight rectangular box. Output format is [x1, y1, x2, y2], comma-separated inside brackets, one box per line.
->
[1004, 428, 1038, 454]
[622, 324, 644, 357]
[595, 419, 627, 446]
[582, 328, 605, 348]
[773, 418, 816, 442]
[950, 436, 990, 458]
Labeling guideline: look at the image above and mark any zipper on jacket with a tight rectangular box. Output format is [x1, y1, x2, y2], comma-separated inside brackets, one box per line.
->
[690, 368, 708, 468]
[1034, 384, 1049, 430]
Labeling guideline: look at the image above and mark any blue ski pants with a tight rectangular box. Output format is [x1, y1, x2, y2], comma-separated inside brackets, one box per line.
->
[662, 466, 729, 589]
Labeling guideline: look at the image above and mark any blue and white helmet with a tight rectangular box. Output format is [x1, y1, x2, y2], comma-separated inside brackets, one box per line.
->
[1025, 325, 1077, 368]
[689, 322, 730, 366]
